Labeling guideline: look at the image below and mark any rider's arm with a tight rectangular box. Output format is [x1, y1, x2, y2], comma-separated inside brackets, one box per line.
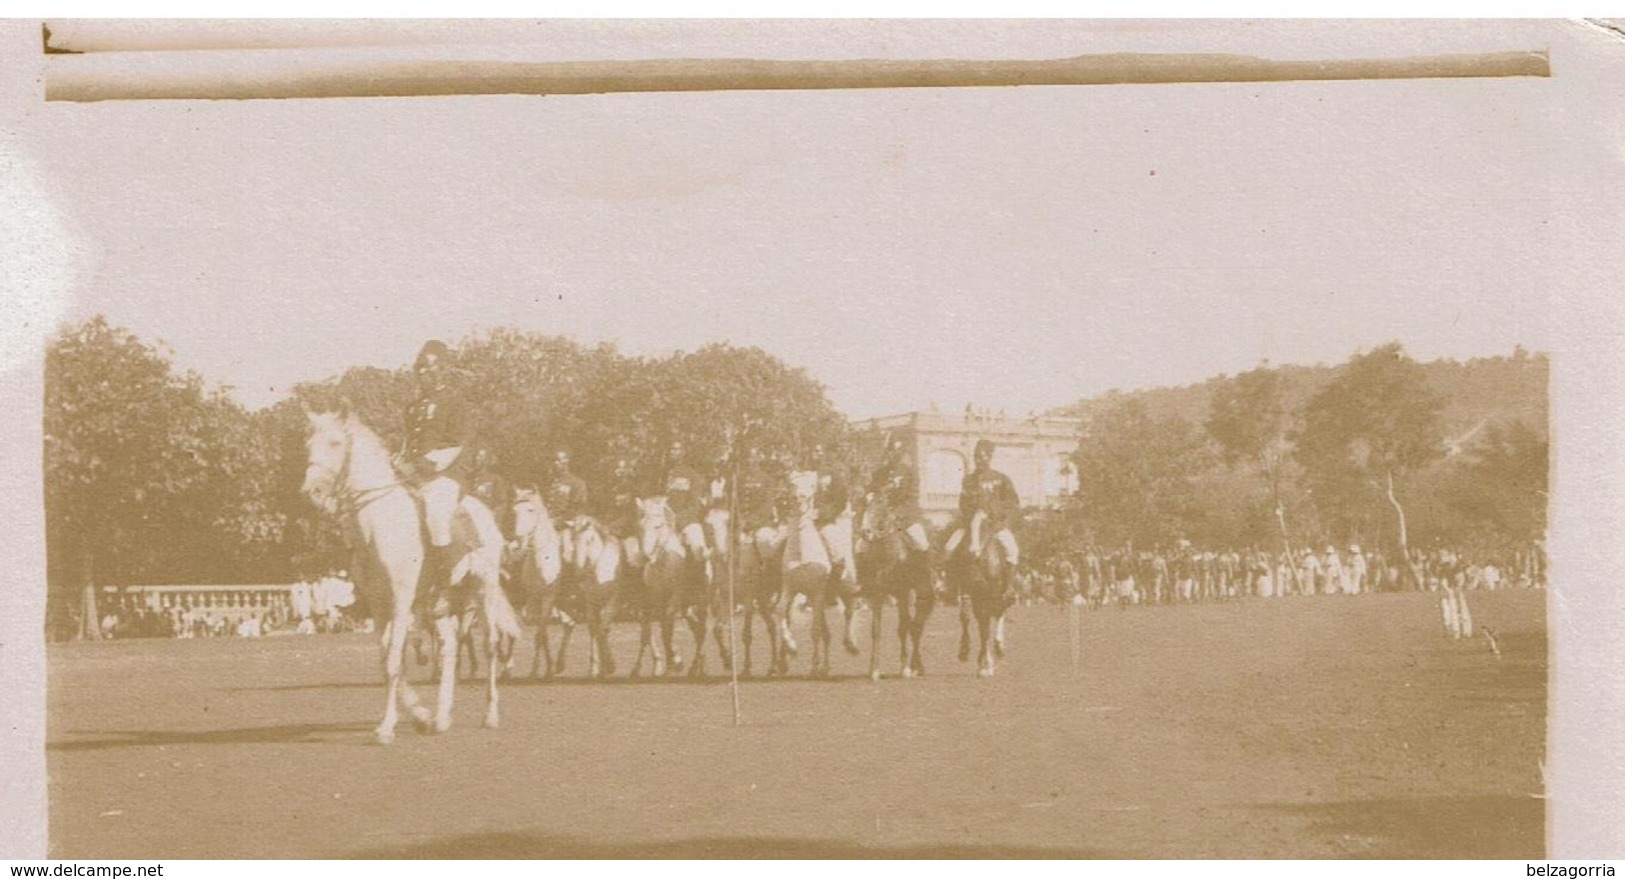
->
[998, 474, 1021, 520]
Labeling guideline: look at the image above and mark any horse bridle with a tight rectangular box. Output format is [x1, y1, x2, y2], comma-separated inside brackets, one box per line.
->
[307, 421, 402, 518]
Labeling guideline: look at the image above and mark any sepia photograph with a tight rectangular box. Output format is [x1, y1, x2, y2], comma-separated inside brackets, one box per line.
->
[2, 16, 1623, 862]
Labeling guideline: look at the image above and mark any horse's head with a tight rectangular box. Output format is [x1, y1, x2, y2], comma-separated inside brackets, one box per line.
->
[787, 470, 819, 522]
[638, 496, 673, 558]
[301, 405, 352, 504]
[512, 487, 549, 539]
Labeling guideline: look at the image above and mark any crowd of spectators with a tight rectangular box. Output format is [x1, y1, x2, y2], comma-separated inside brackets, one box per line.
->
[1015, 541, 1547, 608]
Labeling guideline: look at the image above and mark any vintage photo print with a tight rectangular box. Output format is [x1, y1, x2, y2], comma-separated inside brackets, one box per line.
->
[3, 17, 1623, 862]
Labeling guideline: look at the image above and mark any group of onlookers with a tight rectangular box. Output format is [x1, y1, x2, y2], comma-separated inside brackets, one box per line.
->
[85, 571, 364, 641]
[1014, 541, 1547, 608]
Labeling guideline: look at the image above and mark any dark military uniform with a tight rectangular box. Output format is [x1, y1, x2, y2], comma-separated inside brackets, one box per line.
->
[468, 467, 513, 537]
[402, 389, 472, 479]
[600, 471, 641, 539]
[659, 463, 706, 530]
[545, 472, 590, 525]
[736, 461, 786, 534]
[869, 457, 924, 526]
[813, 465, 851, 528]
[959, 468, 1019, 531]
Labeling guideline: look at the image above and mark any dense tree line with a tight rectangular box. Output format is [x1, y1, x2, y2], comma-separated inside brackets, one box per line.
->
[45, 319, 847, 638]
[1056, 343, 1547, 565]
[44, 316, 1546, 637]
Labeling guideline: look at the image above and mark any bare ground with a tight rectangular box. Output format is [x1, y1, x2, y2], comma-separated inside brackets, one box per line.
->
[47, 589, 1545, 859]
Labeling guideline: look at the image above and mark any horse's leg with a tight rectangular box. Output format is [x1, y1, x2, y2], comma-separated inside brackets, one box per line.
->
[483, 612, 501, 730]
[554, 613, 574, 676]
[459, 613, 479, 680]
[976, 608, 995, 678]
[432, 613, 458, 732]
[376, 618, 404, 744]
[534, 615, 554, 678]
[687, 595, 709, 680]
[658, 607, 675, 678]
[957, 585, 972, 663]
[895, 585, 913, 679]
[869, 583, 884, 682]
[842, 591, 863, 657]
[587, 615, 601, 679]
[910, 571, 932, 676]
[741, 599, 757, 678]
[810, 582, 831, 678]
[596, 607, 617, 678]
[779, 590, 799, 658]
[710, 586, 733, 674]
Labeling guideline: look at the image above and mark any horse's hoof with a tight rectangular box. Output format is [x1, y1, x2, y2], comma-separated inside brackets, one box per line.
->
[844, 640, 860, 657]
[409, 707, 433, 733]
[901, 666, 916, 679]
[375, 730, 396, 745]
[977, 666, 994, 678]
[993, 640, 1006, 659]
[869, 669, 882, 683]
[432, 717, 452, 735]
[653, 661, 667, 678]
[483, 711, 500, 730]
[958, 647, 971, 663]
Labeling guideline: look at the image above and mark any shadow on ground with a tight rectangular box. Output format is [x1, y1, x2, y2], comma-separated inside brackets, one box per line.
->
[348, 832, 1113, 859]
[48, 722, 375, 752]
[1257, 794, 1543, 858]
[235, 672, 879, 694]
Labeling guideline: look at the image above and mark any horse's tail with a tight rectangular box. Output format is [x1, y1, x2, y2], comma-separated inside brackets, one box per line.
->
[485, 575, 524, 642]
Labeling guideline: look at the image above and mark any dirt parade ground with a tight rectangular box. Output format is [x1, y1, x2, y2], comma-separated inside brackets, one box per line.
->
[47, 590, 1545, 859]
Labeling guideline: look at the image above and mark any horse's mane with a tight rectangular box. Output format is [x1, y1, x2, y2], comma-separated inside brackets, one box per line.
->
[338, 415, 392, 462]
[640, 495, 676, 528]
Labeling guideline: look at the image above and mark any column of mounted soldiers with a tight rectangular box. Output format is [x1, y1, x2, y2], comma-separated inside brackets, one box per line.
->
[397, 340, 1026, 621]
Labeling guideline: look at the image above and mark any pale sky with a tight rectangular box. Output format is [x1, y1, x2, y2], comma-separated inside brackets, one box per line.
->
[22, 21, 1556, 418]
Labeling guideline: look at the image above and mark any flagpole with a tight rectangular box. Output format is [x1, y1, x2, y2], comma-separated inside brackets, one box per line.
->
[727, 427, 743, 727]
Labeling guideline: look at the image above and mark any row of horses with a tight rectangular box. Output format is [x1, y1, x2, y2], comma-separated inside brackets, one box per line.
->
[302, 404, 1009, 745]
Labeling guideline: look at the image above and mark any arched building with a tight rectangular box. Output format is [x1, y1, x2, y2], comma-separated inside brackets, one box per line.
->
[852, 410, 1082, 527]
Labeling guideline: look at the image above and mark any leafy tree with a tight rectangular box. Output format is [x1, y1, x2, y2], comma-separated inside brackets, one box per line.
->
[1295, 343, 1444, 576]
[1443, 420, 1548, 550]
[1206, 364, 1301, 553]
[1072, 399, 1211, 547]
[44, 317, 265, 637]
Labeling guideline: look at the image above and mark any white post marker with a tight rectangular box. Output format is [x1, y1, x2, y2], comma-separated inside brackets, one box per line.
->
[726, 447, 742, 727]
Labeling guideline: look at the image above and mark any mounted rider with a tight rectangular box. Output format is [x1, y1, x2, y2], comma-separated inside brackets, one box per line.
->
[735, 446, 787, 564]
[600, 457, 645, 569]
[866, 435, 931, 557]
[400, 339, 475, 592]
[807, 442, 857, 589]
[944, 439, 1021, 575]
[466, 446, 513, 539]
[658, 439, 710, 585]
[703, 448, 735, 558]
[545, 447, 591, 566]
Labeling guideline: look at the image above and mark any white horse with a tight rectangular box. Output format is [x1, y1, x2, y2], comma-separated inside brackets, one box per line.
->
[302, 404, 521, 743]
[509, 488, 574, 677]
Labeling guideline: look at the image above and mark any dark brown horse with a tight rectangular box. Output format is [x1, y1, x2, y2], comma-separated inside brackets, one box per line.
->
[950, 511, 1011, 678]
[856, 496, 935, 681]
